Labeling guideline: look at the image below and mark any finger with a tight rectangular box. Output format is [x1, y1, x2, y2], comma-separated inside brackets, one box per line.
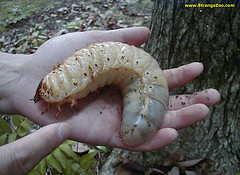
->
[161, 104, 210, 130]
[130, 128, 178, 151]
[35, 27, 150, 59]
[0, 123, 69, 175]
[168, 88, 220, 110]
[164, 62, 203, 90]
[86, 26, 150, 46]
[109, 128, 178, 151]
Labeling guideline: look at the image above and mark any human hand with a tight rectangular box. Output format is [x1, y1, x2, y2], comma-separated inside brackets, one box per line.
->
[1, 27, 220, 151]
[0, 123, 69, 175]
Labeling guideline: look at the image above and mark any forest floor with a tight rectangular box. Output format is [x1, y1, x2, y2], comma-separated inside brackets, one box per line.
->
[0, 0, 153, 54]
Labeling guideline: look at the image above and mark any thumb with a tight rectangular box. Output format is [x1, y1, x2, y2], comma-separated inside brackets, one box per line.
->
[0, 123, 70, 175]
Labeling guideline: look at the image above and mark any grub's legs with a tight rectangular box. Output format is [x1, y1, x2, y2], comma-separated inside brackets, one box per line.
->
[71, 99, 77, 108]
[41, 103, 52, 115]
[55, 104, 62, 119]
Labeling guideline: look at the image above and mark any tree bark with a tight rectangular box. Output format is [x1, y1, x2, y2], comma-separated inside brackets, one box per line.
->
[144, 0, 240, 173]
[101, 0, 240, 174]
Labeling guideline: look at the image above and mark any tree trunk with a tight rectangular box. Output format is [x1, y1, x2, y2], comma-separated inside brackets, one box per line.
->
[101, 0, 240, 174]
[145, 0, 240, 173]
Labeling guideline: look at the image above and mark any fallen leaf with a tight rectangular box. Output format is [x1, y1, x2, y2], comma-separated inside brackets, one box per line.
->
[201, 162, 211, 175]
[145, 168, 165, 175]
[163, 152, 184, 166]
[114, 166, 131, 175]
[132, 21, 144, 26]
[52, 29, 69, 38]
[72, 142, 90, 153]
[122, 161, 146, 173]
[210, 172, 223, 175]
[168, 166, 179, 175]
[177, 158, 204, 168]
[57, 7, 68, 14]
[125, 0, 139, 4]
[185, 171, 198, 175]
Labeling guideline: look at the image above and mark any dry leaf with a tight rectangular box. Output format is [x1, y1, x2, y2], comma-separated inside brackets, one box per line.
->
[163, 152, 184, 166]
[52, 29, 69, 38]
[185, 171, 198, 175]
[72, 142, 90, 153]
[201, 162, 211, 175]
[57, 7, 68, 14]
[177, 158, 204, 168]
[122, 161, 146, 173]
[125, 0, 139, 4]
[145, 168, 165, 175]
[114, 166, 131, 175]
[167, 166, 179, 175]
[210, 172, 223, 175]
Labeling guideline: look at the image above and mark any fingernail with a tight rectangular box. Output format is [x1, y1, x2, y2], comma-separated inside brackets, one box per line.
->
[190, 62, 204, 72]
[58, 123, 70, 141]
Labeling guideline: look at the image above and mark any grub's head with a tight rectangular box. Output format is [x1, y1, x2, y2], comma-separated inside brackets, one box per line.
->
[33, 79, 43, 103]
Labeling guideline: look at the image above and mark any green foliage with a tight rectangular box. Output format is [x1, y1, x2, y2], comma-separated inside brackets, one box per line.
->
[96, 145, 107, 152]
[79, 151, 98, 172]
[66, 19, 82, 30]
[0, 115, 32, 145]
[0, 115, 99, 175]
[0, 117, 11, 133]
[30, 140, 98, 175]
[0, 133, 8, 146]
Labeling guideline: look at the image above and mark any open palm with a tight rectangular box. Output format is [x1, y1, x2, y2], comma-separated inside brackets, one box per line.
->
[12, 27, 220, 151]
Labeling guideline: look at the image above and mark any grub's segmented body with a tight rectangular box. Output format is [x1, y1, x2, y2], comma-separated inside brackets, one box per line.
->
[35, 42, 169, 146]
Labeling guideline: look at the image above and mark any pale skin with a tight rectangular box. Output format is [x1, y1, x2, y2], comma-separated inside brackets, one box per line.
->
[0, 27, 220, 174]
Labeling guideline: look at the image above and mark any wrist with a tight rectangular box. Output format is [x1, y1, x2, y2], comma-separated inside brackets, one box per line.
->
[0, 52, 29, 114]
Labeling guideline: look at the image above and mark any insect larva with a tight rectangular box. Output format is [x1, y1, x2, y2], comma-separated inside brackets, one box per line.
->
[34, 42, 169, 146]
